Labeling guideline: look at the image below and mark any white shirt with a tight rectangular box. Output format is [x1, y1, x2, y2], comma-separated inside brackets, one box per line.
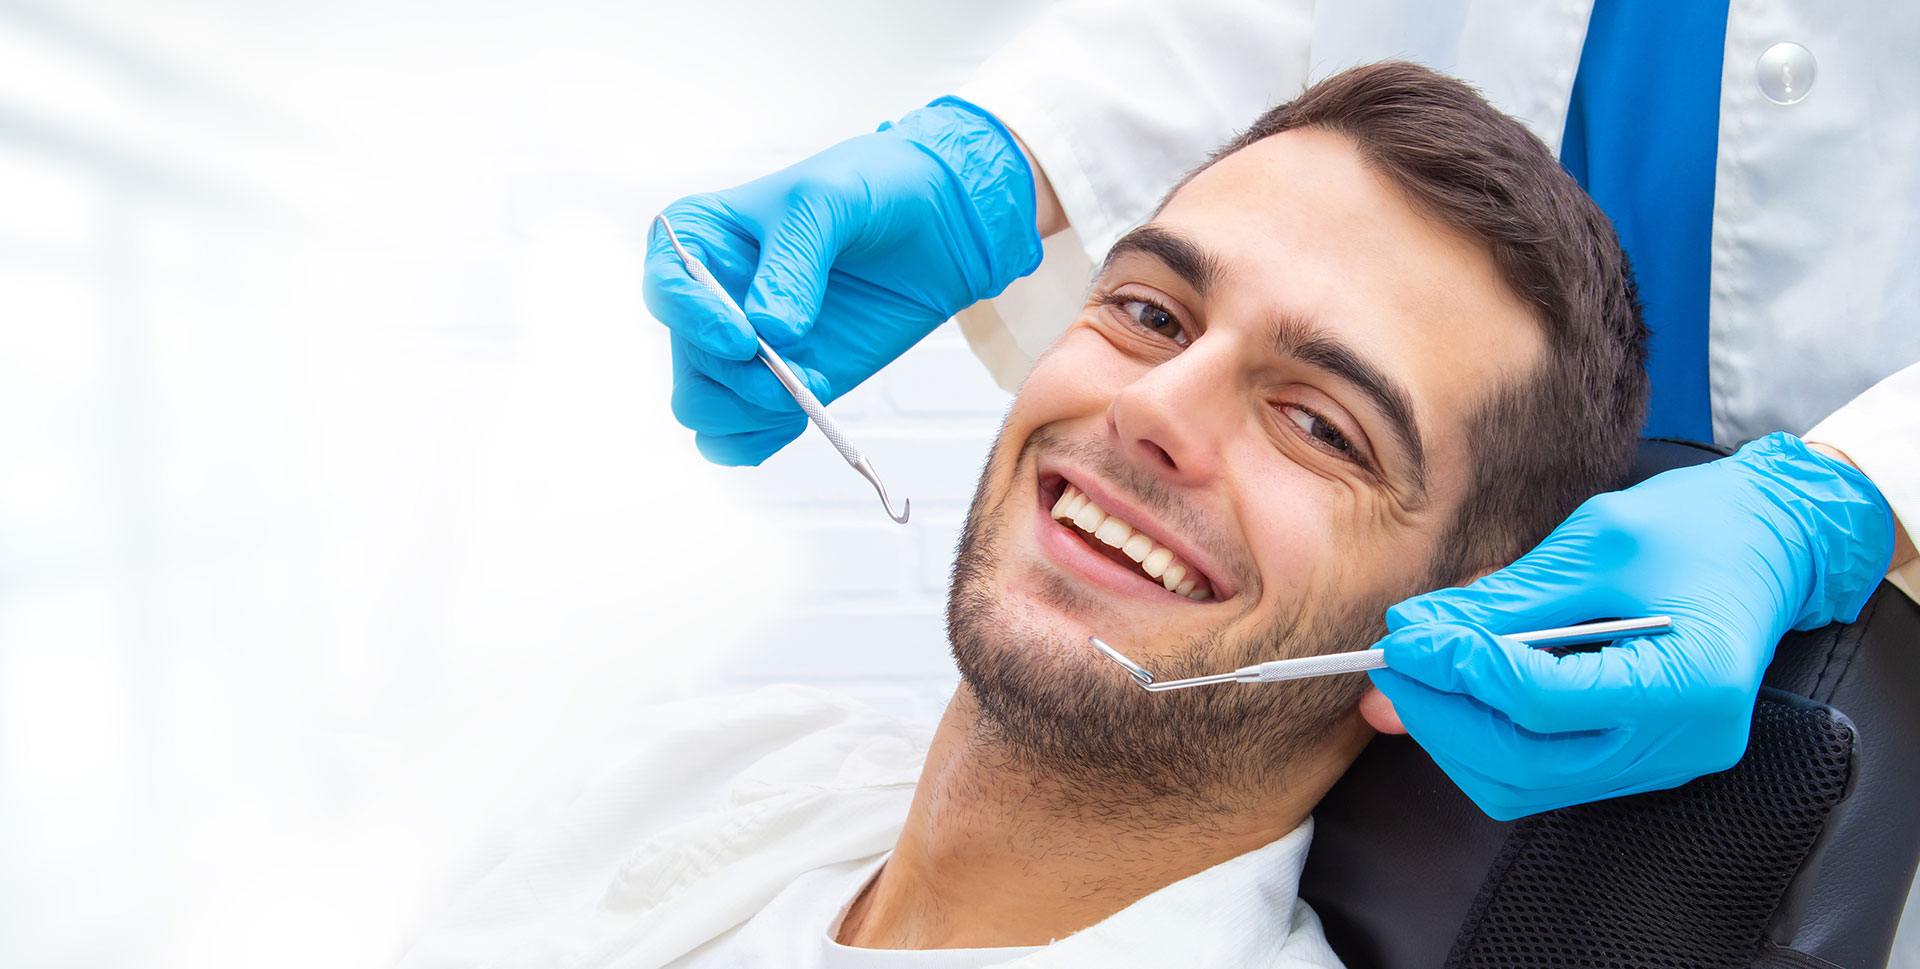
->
[950, 0, 1919, 600]
[666, 854, 1045, 968]
[397, 685, 1348, 969]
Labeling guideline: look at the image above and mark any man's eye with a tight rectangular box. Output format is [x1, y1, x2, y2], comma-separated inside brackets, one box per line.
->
[1099, 294, 1190, 347]
[1283, 404, 1358, 459]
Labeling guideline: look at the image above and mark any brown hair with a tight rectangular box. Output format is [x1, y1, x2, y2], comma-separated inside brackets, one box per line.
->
[1171, 60, 1648, 582]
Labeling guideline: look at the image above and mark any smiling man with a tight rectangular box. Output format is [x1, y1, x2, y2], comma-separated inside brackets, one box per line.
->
[400, 63, 1647, 969]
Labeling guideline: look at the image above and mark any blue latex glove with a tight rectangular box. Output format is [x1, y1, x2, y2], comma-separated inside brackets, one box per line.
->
[1371, 433, 1895, 820]
[643, 96, 1043, 466]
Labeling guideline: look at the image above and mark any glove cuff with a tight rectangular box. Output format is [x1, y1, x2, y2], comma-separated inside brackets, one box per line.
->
[879, 97, 1046, 301]
[1739, 432, 1897, 629]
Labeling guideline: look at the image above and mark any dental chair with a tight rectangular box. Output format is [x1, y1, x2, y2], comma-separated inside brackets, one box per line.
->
[1299, 438, 1920, 969]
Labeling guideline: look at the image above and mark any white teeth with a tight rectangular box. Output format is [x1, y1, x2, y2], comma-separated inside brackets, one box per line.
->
[1161, 565, 1187, 593]
[1050, 480, 1218, 600]
[1064, 491, 1089, 519]
[1051, 486, 1078, 519]
[1142, 547, 1174, 578]
[1072, 503, 1106, 532]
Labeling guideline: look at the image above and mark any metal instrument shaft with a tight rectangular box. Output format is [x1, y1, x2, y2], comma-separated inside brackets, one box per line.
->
[1090, 616, 1675, 692]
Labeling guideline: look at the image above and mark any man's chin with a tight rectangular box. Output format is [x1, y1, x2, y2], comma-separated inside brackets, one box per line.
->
[949, 535, 1378, 805]
[943, 417, 1373, 805]
[948, 577, 1301, 810]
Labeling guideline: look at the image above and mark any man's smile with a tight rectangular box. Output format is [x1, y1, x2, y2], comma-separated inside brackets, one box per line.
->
[1033, 464, 1236, 605]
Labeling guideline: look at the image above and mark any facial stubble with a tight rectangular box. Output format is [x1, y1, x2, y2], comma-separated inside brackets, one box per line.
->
[945, 426, 1385, 815]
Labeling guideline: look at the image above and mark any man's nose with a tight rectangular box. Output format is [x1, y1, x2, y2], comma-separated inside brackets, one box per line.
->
[1105, 337, 1241, 484]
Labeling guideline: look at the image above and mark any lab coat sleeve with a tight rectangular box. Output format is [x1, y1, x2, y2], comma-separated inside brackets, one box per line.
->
[1806, 361, 1920, 603]
[952, 0, 1317, 389]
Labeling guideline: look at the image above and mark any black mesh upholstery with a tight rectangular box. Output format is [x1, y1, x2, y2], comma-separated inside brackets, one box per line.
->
[1444, 691, 1855, 969]
[1298, 439, 1920, 968]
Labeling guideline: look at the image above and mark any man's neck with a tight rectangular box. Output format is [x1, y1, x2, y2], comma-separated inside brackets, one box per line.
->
[836, 685, 1368, 949]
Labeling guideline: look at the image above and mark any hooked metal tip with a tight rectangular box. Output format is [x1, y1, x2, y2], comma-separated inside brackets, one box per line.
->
[854, 457, 910, 524]
[1089, 636, 1155, 686]
[885, 495, 911, 524]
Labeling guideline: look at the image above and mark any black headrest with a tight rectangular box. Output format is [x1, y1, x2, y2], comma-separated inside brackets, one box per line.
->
[1298, 438, 1920, 968]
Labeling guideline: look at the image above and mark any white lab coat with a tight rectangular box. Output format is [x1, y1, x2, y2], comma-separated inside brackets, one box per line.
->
[953, 0, 1919, 600]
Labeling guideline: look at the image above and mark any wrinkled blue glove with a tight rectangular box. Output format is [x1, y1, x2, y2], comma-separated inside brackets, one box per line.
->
[1371, 433, 1895, 820]
[643, 96, 1043, 466]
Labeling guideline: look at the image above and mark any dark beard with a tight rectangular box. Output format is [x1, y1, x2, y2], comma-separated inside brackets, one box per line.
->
[945, 428, 1384, 811]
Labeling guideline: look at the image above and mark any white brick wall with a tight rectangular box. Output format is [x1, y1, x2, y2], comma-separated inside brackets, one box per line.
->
[695, 320, 1013, 722]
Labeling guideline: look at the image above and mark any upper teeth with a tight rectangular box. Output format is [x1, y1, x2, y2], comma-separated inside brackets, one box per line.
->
[1051, 484, 1213, 600]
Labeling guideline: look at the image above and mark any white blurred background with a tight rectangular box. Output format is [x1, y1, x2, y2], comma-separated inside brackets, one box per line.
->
[0, 0, 1041, 965]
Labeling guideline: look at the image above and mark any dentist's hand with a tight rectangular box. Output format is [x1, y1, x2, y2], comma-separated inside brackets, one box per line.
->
[1368, 433, 1896, 820]
[643, 97, 1042, 466]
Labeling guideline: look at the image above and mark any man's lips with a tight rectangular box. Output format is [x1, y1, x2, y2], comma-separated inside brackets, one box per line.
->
[1033, 471, 1234, 604]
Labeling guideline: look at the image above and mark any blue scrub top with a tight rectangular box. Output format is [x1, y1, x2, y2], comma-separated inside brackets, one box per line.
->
[1560, 0, 1732, 441]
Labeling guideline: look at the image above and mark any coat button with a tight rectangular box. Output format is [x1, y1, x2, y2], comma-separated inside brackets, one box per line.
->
[1756, 42, 1816, 104]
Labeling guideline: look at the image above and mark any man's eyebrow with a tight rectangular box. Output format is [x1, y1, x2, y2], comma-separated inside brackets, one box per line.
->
[1269, 313, 1429, 502]
[1099, 224, 1225, 298]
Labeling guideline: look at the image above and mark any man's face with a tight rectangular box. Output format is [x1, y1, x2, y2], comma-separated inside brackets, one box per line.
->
[947, 127, 1546, 794]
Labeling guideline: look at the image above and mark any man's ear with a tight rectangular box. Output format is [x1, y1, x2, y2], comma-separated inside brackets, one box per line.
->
[1358, 686, 1405, 734]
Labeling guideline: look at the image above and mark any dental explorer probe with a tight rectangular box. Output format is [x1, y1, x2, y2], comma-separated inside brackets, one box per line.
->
[654, 215, 910, 524]
[1089, 616, 1674, 693]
